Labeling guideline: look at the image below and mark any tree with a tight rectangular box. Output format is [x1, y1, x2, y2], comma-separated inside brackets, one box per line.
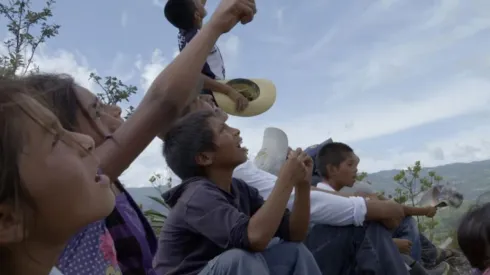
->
[0, 0, 60, 77]
[392, 161, 443, 240]
[0, 0, 137, 117]
[89, 72, 137, 118]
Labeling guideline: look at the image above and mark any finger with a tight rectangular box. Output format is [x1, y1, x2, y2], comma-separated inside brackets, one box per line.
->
[238, 2, 255, 24]
[288, 149, 299, 160]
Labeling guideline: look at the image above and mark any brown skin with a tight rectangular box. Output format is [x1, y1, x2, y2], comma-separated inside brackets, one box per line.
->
[393, 238, 412, 255]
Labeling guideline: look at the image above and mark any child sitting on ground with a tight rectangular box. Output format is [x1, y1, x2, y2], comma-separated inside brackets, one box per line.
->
[154, 110, 321, 275]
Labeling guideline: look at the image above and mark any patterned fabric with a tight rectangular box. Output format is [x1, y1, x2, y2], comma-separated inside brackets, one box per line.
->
[105, 181, 157, 275]
[58, 220, 122, 275]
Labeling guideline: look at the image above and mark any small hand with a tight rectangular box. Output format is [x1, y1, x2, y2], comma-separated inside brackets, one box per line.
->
[424, 206, 437, 218]
[297, 152, 313, 186]
[228, 88, 249, 112]
[278, 148, 309, 187]
[393, 238, 412, 255]
[209, 0, 257, 34]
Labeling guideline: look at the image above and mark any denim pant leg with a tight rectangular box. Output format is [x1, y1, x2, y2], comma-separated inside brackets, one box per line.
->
[419, 233, 438, 268]
[198, 249, 269, 275]
[261, 242, 322, 275]
[392, 216, 422, 261]
[365, 222, 410, 275]
[304, 224, 379, 275]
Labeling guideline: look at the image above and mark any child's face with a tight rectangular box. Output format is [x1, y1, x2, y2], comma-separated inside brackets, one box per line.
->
[330, 152, 358, 188]
[0, 95, 115, 246]
[200, 115, 248, 170]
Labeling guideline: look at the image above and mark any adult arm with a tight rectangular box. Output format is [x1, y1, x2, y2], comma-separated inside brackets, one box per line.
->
[96, 22, 222, 180]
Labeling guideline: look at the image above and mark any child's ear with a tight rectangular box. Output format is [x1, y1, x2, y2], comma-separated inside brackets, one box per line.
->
[0, 204, 27, 245]
[195, 152, 213, 167]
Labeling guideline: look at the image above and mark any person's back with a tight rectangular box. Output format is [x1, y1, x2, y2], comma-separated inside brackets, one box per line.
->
[154, 110, 320, 275]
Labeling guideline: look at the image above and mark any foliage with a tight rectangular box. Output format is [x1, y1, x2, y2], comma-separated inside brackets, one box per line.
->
[391, 161, 444, 241]
[89, 72, 137, 118]
[142, 169, 173, 233]
[0, 0, 60, 77]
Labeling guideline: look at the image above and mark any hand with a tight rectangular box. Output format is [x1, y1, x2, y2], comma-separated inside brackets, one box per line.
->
[298, 153, 313, 186]
[278, 148, 308, 187]
[227, 88, 249, 112]
[393, 238, 412, 255]
[209, 0, 257, 34]
[424, 206, 437, 218]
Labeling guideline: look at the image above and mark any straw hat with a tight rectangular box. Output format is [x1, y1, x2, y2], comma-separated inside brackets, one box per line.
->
[253, 127, 288, 176]
[213, 78, 276, 117]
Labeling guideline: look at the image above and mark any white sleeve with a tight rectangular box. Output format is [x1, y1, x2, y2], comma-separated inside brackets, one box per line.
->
[309, 190, 367, 226]
[233, 160, 295, 207]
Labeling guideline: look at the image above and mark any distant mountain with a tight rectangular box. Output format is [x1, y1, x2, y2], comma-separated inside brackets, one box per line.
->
[366, 159, 490, 201]
[128, 159, 490, 211]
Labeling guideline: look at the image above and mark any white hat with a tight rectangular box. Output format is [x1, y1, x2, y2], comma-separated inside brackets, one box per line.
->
[253, 127, 288, 176]
[213, 78, 276, 117]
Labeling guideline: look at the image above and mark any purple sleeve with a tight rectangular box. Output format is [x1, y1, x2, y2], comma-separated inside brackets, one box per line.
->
[245, 182, 292, 241]
[183, 185, 251, 249]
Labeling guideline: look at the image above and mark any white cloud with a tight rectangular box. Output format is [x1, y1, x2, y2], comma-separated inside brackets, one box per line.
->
[136, 48, 169, 91]
[121, 11, 128, 28]
[217, 34, 240, 75]
[33, 46, 97, 92]
[9, 0, 490, 188]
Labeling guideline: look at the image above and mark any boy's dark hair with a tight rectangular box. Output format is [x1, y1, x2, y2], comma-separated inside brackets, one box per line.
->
[164, 0, 196, 30]
[316, 142, 354, 179]
[163, 110, 216, 179]
[457, 203, 490, 270]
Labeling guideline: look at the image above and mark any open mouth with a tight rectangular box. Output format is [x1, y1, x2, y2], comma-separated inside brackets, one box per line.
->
[236, 138, 248, 152]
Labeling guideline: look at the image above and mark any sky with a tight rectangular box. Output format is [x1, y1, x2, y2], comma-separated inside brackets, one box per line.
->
[3, 0, 490, 187]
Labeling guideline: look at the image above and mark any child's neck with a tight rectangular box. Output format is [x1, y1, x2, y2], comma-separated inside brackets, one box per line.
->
[207, 168, 234, 193]
[8, 240, 64, 275]
[325, 179, 343, 192]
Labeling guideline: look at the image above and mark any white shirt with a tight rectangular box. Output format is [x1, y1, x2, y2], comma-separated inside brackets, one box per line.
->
[233, 160, 367, 226]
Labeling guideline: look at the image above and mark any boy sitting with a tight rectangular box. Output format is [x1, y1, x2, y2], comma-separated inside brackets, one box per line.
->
[154, 110, 321, 275]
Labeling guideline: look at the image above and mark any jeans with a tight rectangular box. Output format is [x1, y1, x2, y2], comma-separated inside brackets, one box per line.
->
[393, 216, 422, 262]
[197, 242, 321, 275]
[304, 222, 409, 275]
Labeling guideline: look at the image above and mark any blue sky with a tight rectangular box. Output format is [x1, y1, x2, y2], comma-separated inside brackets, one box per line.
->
[7, 0, 490, 186]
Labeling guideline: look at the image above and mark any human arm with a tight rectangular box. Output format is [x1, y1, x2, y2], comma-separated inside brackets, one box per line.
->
[95, 0, 255, 180]
[403, 205, 437, 217]
[202, 74, 248, 111]
[287, 151, 313, 242]
[233, 161, 367, 227]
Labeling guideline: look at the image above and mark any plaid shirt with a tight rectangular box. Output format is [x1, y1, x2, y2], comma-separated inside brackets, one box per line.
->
[106, 181, 158, 275]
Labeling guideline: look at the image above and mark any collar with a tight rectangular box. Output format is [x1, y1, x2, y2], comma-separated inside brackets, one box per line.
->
[316, 182, 335, 192]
